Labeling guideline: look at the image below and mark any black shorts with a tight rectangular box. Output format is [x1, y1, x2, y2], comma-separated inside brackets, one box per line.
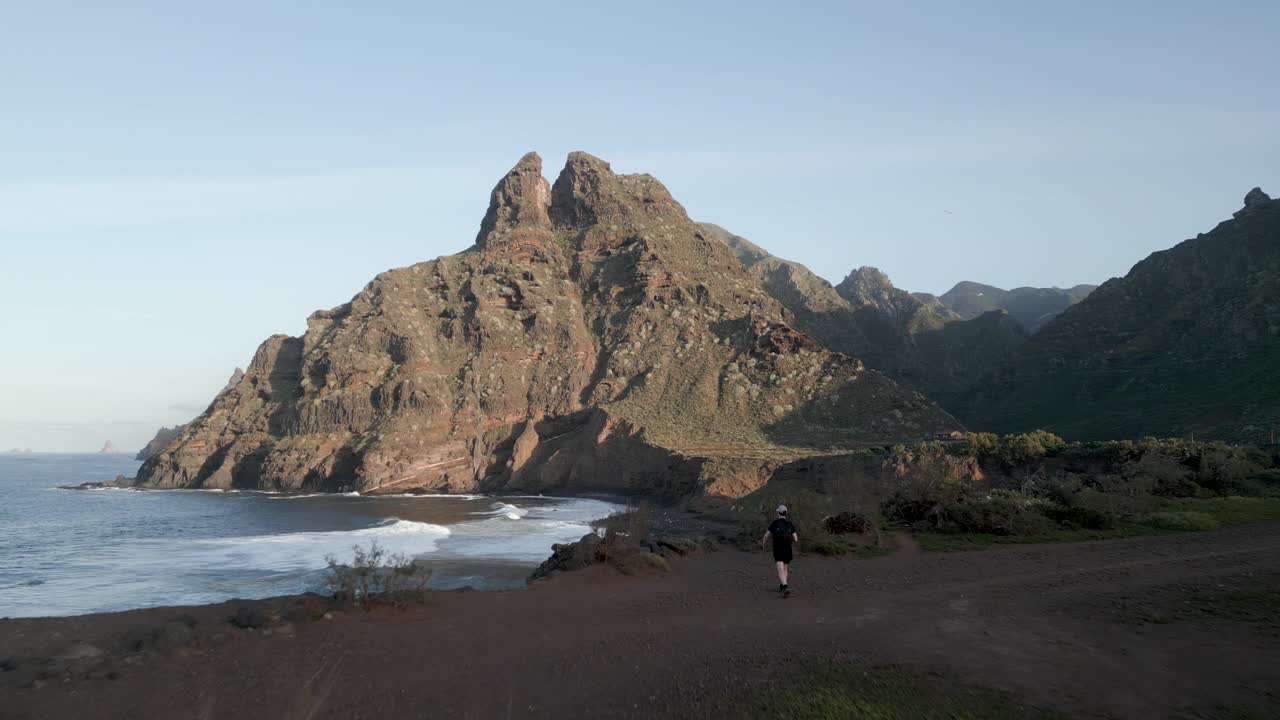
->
[772, 544, 793, 563]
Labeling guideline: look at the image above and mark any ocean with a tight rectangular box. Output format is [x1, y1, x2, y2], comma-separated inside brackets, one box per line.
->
[0, 454, 623, 618]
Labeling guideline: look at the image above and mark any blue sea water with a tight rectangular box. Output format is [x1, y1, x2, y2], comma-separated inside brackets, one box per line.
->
[0, 454, 622, 618]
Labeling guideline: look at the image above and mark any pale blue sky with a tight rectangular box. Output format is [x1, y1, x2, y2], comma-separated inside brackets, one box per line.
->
[2, 1, 1277, 451]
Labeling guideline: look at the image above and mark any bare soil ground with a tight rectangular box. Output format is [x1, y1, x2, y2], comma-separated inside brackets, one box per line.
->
[4, 525, 1280, 720]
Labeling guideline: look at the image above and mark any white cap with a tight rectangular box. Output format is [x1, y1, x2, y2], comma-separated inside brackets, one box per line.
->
[776, 504, 788, 514]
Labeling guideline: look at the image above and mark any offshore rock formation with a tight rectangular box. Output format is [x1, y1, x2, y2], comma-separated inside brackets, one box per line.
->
[963, 188, 1280, 442]
[134, 153, 956, 496]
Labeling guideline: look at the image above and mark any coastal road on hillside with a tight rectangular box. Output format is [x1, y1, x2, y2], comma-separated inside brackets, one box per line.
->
[5, 526, 1280, 719]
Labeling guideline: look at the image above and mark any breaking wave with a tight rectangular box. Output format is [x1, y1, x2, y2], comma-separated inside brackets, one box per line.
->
[190, 519, 450, 570]
[482, 502, 528, 520]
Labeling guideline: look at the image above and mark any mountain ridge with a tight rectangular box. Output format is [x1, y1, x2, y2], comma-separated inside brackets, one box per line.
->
[927, 281, 1097, 332]
[704, 224, 1029, 409]
[961, 187, 1280, 442]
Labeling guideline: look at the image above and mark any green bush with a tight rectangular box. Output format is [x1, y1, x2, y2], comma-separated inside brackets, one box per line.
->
[885, 487, 1056, 536]
[822, 510, 880, 542]
[612, 549, 671, 575]
[1039, 503, 1118, 530]
[940, 491, 1056, 535]
[1137, 511, 1220, 532]
[1126, 452, 1199, 497]
[1197, 444, 1267, 494]
[802, 532, 852, 556]
[1067, 487, 1156, 519]
[964, 432, 999, 456]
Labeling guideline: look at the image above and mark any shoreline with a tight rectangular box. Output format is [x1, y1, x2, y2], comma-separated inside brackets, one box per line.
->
[8, 480, 648, 620]
[4, 525, 1279, 719]
[3, 491, 717, 621]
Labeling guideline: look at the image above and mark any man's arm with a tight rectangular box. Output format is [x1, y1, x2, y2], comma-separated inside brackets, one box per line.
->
[760, 530, 770, 547]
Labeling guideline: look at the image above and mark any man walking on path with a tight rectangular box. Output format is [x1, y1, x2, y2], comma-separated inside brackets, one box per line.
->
[761, 505, 798, 596]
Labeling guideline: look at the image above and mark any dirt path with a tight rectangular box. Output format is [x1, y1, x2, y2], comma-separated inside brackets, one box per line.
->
[5, 526, 1280, 719]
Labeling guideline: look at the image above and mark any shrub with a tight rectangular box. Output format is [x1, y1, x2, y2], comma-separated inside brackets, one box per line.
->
[1067, 487, 1155, 519]
[885, 485, 1056, 536]
[1137, 511, 1220, 532]
[1039, 503, 1118, 530]
[996, 432, 1066, 466]
[821, 510, 881, 544]
[325, 541, 433, 609]
[584, 504, 676, 575]
[964, 432, 999, 456]
[612, 550, 671, 575]
[938, 491, 1056, 536]
[802, 533, 852, 556]
[1125, 452, 1199, 497]
[1197, 444, 1267, 494]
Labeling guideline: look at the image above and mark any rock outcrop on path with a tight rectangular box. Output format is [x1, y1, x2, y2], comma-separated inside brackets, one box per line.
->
[134, 153, 956, 496]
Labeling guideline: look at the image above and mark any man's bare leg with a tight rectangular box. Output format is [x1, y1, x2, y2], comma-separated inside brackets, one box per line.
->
[776, 561, 788, 586]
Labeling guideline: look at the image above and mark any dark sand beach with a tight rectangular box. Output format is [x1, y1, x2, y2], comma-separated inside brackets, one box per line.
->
[5, 524, 1279, 719]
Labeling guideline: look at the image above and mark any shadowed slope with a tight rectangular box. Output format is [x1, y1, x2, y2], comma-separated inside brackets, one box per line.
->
[962, 188, 1280, 442]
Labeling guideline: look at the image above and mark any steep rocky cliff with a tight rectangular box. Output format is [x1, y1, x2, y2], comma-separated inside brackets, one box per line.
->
[135, 425, 189, 461]
[706, 225, 1027, 409]
[135, 153, 956, 495]
[962, 188, 1280, 442]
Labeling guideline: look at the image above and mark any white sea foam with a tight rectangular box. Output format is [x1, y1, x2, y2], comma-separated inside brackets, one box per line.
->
[6, 472, 624, 618]
[373, 492, 484, 499]
[106, 518, 452, 573]
[436, 497, 621, 561]
[479, 501, 528, 520]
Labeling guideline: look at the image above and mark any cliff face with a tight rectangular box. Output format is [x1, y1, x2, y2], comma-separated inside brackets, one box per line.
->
[135, 425, 189, 461]
[962, 188, 1280, 442]
[136, 153, 956, 495]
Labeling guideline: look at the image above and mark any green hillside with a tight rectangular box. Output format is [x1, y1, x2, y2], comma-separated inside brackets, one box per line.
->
[962, 188, 1280, 443]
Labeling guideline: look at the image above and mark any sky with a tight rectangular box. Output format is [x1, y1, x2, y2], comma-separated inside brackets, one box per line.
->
[1, 1, 1277, 452]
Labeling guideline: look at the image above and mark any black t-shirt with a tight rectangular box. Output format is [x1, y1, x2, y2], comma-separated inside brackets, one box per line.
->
[768, 518, 796, 547]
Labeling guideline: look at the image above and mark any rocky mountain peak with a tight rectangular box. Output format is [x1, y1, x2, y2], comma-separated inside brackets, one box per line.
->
[475, 151, 552, 246]
[835, 266, 894, 300]
[1234, 186, 1273, 219]
[549, 151, 684, 232]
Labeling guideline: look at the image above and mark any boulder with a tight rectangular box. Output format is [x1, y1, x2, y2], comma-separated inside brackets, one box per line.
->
[529, 533, 603, 579]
